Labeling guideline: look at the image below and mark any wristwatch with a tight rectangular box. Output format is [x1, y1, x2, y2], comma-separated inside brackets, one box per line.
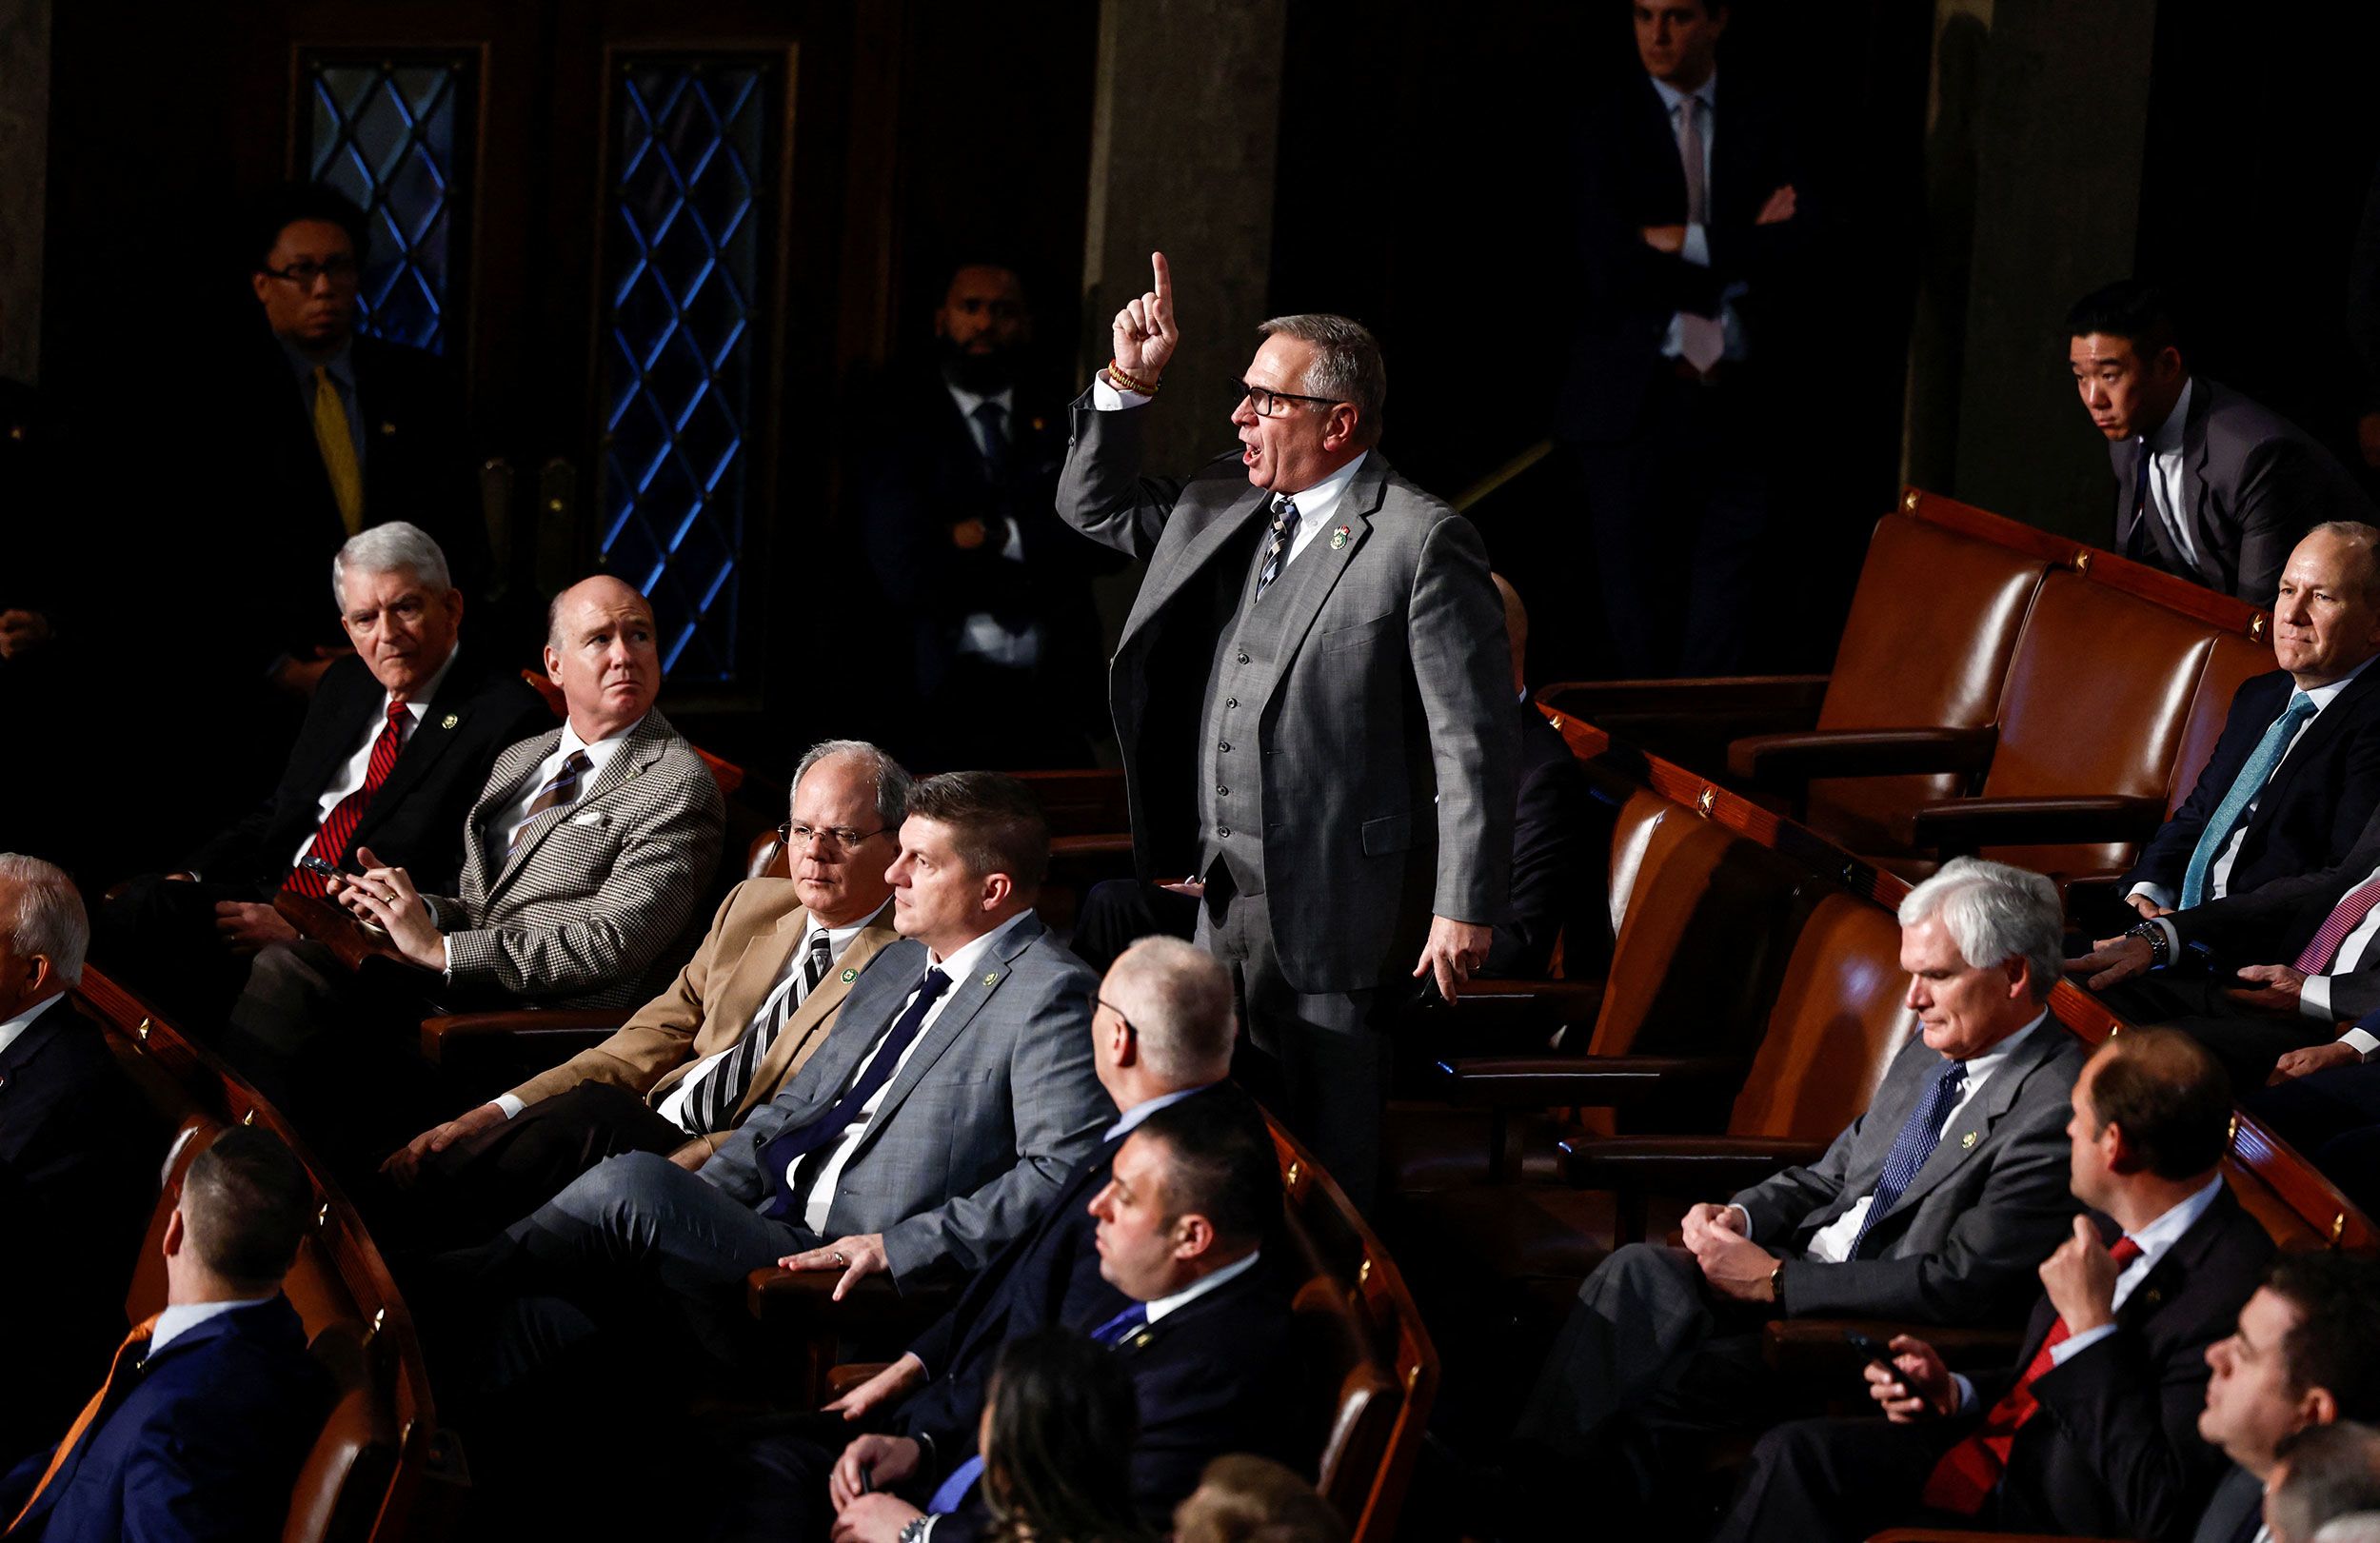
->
[2122, 920, 2172, 968]
[900, 1519, 931, 1543]
[1769, 1260, 1785, 1308]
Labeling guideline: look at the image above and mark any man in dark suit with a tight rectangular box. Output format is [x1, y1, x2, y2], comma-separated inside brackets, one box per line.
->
[2266, 1422, 2380, 1543]
[1060, 252, 1515, 1211]
[1508, 859, 2090, 1531]
[818, 1088, 1301, 1543]
[2241, 1004, 2380, 1218]
[858, 261, 1116, 772]
[96, 522, 547, 1025]
[2070, 281, 2374, 608]
[704, 935, 1244, 1538]
[0, 1128, 330, 1541]
[2117, 524, 2380, 935]
[0, 857, 164, 1472]
[2192, 1254, 2380, 1543]
[1711, 1028, 2271, 1543]
[1554, 0, 1805, 678]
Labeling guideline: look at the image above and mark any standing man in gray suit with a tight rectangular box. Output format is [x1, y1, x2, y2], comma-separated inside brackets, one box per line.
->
[1505, 859, 2089, 1533]
[455, 770, 1109, 1396]
[1057, 251, 1514, 1209]
[2070, 281, 2374, 608]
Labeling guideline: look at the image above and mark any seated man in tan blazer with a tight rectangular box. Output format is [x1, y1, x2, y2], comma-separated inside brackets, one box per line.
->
[377, 740, 908, 1246]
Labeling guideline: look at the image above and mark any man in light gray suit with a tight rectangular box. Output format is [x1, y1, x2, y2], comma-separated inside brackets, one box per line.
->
[1506, 859, 2088, 1531]
[1058, 250, 1514, 1209]
[2069, 281, 2374, 609]
[455, 770, 1109, 1386]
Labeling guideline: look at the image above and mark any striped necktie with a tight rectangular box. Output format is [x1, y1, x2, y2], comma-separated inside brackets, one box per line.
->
[2295, 867, 2380, 974]
[1256, 495, 1300, 595]
[688, 928, 836, 1135]
[508, 750, 592, 856]
[286, 699, 410, 895]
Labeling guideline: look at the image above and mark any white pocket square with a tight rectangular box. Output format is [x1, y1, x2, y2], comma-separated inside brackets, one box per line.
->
[570, 810, 609, 826]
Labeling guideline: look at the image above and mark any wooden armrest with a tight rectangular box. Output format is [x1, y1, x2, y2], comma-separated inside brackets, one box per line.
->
[1763, 1317, 2026, 1379]
[419, 1009, 628, 1066]
[1871, 1532, 2134, 1542]
[1557, 1134, 1832, 1194]
[1405, 978, 1604, 1053]
[1434, 1055, 1745, 1111]
[1900, 795, 2166, 856]
[744, 1268, 959, 1335]
[824, 1362, 892, 1399]
[273, 891, 426, 976]
[1726, 726, 1997, 787]
[1539, 675, 1829, 724]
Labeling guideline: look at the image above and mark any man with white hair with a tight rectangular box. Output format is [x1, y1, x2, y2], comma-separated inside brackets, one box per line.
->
[2270, 1423, 2380, 1543]
[0, 855, 165, 1470]
[96, 521, 548, 1022]
[1505, 858, 2090, 1533]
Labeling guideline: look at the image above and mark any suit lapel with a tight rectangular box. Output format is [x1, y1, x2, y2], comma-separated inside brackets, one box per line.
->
[486, 714, 667, 897]
[792, 942, 930, 1123]
[1121, 485, 1274, 646]
[2183, 385, 2218, 575]
[1873, 1020, 2060, 1230]
[466, 731, 557, 899]
[0, 999, 75, 1118]
[739, 916, 902, 1118]
[1248, 458, 1385, 684]
[857, 915, 1045, 1151]
[2257, 665, 2380, 832]
[359, 659, 487, 825]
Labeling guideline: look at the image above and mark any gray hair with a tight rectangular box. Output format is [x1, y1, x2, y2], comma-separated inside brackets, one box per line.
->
[1897, 857, 2062, 1003]
[1256, 313, 1387, 445]
[791, 740, 913, 830]
[2277, 1424, 2380, 1543]
[0, 853, 89, 987]
[2313, 1519, 2380, 1543]
[329, 521, 452, 610]
[2307, 522, 2380, 611]
[1105, 936, 1237, 1087]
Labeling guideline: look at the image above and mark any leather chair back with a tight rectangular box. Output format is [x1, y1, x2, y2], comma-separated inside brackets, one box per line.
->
[1726, 895, 1913, 1140]
[2165, 631, 2277, 814]
[1806, 517, 2050, 852]
[1975, 570, 2214, 876]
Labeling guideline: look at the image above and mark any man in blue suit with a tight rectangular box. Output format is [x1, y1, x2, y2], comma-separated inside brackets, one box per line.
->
[1, 1127, 329, 1541]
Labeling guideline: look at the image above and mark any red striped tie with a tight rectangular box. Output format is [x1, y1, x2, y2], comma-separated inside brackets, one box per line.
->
[2295, 870, 2380, 974]
[1921, 1236, 2144, 1513]
[284, 700, 409, 896]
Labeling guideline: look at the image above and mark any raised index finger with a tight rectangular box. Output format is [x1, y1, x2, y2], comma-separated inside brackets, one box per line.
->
[1151, 250, 1172, 305]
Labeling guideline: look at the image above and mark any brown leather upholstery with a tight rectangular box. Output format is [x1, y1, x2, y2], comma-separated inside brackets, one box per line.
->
[1797, 516, 2051, 853]
[1720, 896, 1914, 1145]
[2166, 629, 2277, 813]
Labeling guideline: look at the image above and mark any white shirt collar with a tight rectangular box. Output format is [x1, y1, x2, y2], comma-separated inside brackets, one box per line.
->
[2118, 1173, 2227, 1270]
[945, 381, 1015, 420]
[2147, 376, 2195, 457]
[391, 644, 462, 721]
[0, 994, 61, 1058]
[924, 909, 1035, 982]
[1649, 69, 1716, 114]
[556, 711, 645, 777]
[150, 1293, 279, 1355]
[1142, 1247, 1261, 1325]
[2299, 650, 2377, 709]
[803, 897, 893, 956]
[1102, 1084, 1205, 1142]
[1949, 1008, 2049, 1080]
[1276, 449, 1368, 525]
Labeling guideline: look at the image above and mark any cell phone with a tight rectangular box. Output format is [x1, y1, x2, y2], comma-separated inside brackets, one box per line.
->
[1842, 1328, 1895, 1373]
[298, 856, 343, 879]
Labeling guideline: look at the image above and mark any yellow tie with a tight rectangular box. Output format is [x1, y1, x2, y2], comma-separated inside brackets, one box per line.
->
[312, 366, 365, 535]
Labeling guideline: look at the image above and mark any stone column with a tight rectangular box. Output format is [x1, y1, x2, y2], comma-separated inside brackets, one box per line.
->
[0, 0, 50, 382]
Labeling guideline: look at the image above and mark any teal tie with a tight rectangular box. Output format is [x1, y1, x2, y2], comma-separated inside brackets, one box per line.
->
[2180, 691, 2316, 909]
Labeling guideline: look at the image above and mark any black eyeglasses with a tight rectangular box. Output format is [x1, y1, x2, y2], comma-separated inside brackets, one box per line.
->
[1236, 382, 1342, 419]
[260, 256, 362, 288]
[776, 822, 890, 851]
[1097, 997, 1140, 1036]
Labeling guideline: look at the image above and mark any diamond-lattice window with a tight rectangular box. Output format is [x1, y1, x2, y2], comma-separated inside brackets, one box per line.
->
[303, 56, 472, 354]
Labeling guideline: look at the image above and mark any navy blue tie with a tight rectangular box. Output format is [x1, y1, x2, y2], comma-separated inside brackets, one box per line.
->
[1846, 1058, 1968, 1260]
[761, 967, 951, 1219]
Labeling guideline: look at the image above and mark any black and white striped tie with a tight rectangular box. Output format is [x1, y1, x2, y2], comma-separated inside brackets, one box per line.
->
[1256, 495, 1300, 596]
[689, 928, 836, 1135]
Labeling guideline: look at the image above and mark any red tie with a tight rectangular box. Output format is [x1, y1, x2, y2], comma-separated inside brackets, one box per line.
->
[284, 700, 409, 896]
[2295, 870, 2380, 974]
[1921, 1236, 2145, 1514]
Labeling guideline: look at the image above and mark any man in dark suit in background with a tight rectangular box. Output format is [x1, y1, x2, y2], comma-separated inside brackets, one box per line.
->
[707, 935, 1243, 1538]
[1508, 859, 2089, 1533]
[1487, 574, 1602, 978]
[857, 261, 1116, 771]
[2114, 523, 2380, 929]
[0, 856, 163, 1473]
[1060, 253, 1514, 1212]
[2192, 1254, 2380, 1543]
[96, 523, 546, 1027]
[0, 1128, 329, 1542]
[2243, 1004, 2380, 1219]
[1554, 0, 1804, 679]
[1713, 1029, 2271, 1543]
[2070, 281, 2374, 608]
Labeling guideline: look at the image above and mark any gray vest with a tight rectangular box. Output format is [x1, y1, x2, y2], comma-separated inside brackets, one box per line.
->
[1197, 504, 1333, 895]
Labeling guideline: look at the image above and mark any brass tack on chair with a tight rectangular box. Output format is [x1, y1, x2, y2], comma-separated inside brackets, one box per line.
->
[316, 1202, 329, 1228]
[1696, 786, 1716, 818]
[1901, 489, 1920, 512]
[2227, 1113, 2240, 1145]
[1405, 1363, 1422, 1391]
[2072, 550, 2092, 573]
[2250, 614, 2268, 642]
[242, 1109, 257, 1126]
[1359, 1258, 1373, 1287]
[1284, 1161, 1300, 1188]
[2333, 1213, 2349, 1247]
[366, 1308, 387, 1344]
[135, 1018, 151, 1043]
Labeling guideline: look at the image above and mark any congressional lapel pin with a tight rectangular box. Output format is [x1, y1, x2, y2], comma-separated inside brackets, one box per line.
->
[440, 713, 459, 729]
[840, 967, 858, 983]
[1330, 524, 1350, 550]
[982, 972, 1001, 987]
[1959, 1130, 1978, 1150]
[1130, 1330, 1154, 1350]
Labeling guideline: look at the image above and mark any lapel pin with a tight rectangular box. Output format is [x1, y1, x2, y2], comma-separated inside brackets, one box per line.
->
[440, 713, 459, 729]
[1330, 524, 1351, 550]
[841, 967, 858, 983]
[982, 971, 1001, 987]
[1960, 1131, 1977, 1149]
[1131, 1331, 1153, 1350]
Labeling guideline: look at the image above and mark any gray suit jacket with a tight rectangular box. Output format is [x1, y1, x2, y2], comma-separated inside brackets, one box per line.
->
[424, 710, 725, 1010]
[699, 912, 1111, 1284]
[1056, 391, 1515, 994]
[2191, 1463, 2265, 1543]
[2111, 377, 2375, 608]
[1732, 1014, 2089, 1324]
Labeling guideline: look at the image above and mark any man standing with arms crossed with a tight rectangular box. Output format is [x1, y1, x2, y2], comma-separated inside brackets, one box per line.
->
[1058, 251, 1513, 1209]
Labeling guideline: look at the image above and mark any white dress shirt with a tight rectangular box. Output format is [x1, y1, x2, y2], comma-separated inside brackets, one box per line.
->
[2131, 655, 2374, 911]
[1748, 1013, 2050, 1260]
[1142, 1246, 1262, 1325]
[796, 911, 1035, 1234]
[149, 1293, 280, 1355]
[490, 714, 643, 858]
[2137, 377, 2199, 567]
[288, 646, 462, 867]
[1647, 71, 1746, 363]
[944, 382, 1038, 669]
[0, 995, 55, 1058]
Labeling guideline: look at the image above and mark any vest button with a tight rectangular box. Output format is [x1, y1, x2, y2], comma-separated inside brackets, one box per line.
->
[1237, 651, 1250, 664]
[1225, 697, 1238, 709]
[1216, 784, 1228, 796]
[1217, 825, 1231, 838]
[1219, 742, 1231, 753]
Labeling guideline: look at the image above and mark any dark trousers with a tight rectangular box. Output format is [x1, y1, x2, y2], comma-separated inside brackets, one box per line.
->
[1709, 1413, 1969, 1543]
[1070, 878, 1198, 976]
[703, 1410, 914, 1542]
[1572, 371, 1772, 678]
[2094, 975, 2336, 1090]
[2245, 1061, 2380, 1217]
[90, 874, 268, 1031]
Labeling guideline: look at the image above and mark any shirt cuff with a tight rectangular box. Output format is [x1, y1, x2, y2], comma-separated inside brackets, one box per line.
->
[2152, 917, 2181, 959]
[1089, 376, 1151, 411]
[2127, 881, 2175, 911]
[2052, 1323, 2118, 1367]
[494, 1094, 526, 1119]
[1680, 221, 1710, 267]
[2301, 975, 2332, 1019]
[996, 517, 1026, 562]
[2343, 1025, 2380, 1058]
[1729, 1203, 1753, 1236]
[1950, 1374, 1978, 1415]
